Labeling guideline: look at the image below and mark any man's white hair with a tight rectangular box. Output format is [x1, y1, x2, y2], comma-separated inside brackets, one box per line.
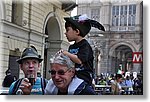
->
[50, 52, 75, 68]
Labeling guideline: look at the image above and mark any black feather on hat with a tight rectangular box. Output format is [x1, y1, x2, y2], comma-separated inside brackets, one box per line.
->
[64, 14, 105, 37]
[90, 19, 105, 31]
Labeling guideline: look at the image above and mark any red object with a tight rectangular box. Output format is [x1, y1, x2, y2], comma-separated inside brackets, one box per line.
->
[132, 52, 143, 63]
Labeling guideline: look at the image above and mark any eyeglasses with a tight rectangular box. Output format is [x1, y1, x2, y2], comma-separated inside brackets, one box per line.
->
[48, 68, 70, 75]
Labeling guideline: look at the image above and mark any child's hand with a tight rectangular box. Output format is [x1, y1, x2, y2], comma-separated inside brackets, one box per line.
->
[57, 49, 63, 54]
[56, 49, 68, 56]
[62, 50, 68, 55]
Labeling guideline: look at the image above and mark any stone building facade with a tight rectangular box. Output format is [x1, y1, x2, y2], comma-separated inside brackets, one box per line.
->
[77, 0, 143, 76]
[0, 0, 76, 87]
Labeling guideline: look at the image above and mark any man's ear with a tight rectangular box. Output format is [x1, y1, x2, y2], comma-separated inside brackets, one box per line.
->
[71, 68, 75, 77]
[20, 64, 23, 70]
[72, 69, 75, 74]
[38, 63, 40, 70]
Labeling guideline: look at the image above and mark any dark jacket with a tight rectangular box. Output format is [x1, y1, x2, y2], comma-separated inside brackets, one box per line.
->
[74, 81, 96, 95]
[3, 74, 16, 87]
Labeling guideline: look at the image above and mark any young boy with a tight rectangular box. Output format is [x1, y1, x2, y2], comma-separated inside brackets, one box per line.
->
[62, 14, 105, 86]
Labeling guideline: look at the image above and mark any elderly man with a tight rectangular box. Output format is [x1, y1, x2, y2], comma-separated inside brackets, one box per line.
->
[44, 52, 96, 95]
[9, 46, 47, 95]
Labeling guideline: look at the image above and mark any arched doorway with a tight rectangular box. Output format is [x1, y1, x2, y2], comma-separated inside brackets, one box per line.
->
[43, 13, 67, 79]
[109, 45, 133, 74]
[44, 16, 61, 79]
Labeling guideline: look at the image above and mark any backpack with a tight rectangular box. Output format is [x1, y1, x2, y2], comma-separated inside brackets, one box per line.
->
[74, 81, 96, 95]
[11, 78, 47, 95]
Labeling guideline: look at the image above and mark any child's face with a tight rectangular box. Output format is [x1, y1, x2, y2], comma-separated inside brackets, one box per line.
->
[65, 27, 79, 42]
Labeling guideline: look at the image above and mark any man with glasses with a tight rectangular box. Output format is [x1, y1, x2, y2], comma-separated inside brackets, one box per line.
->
[44, 52, 96, 95]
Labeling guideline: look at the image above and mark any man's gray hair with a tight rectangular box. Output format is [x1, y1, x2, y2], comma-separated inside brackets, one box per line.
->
[50, 52, 75, 68]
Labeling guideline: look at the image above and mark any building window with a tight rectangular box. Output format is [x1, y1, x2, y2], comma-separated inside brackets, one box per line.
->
[128, 4, 136, 26]
[112, 6, 119, 26]
[120, 5, 127, 26]
[11, 0, 23, 26]
[91, 8, 100, 21]
[112, 4, 136, 29]
[8, 49, 21, 79]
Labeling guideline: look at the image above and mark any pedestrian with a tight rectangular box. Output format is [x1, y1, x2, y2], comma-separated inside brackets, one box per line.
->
[2, 69, 16, 87]
[60, 14, 105, 86]
[98, 78, 107, 85]
[111, 74, 123, 95]
[9, 46, 47, 95]
[44, 51, 96, 95]
[124, 75, 134, 94]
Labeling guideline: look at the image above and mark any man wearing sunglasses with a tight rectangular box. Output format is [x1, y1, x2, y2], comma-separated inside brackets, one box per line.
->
[44, 52, 96, 95]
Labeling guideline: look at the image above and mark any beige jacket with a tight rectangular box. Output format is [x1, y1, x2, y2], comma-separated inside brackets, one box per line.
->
[111, 81, 122, 95]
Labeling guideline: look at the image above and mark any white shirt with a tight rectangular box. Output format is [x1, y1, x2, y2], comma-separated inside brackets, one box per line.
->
[44, 76, 83, 95]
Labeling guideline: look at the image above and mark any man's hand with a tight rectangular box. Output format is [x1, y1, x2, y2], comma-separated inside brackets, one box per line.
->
[19, 78, 32, 95]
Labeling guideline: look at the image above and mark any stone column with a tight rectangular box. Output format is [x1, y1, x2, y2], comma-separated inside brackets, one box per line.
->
[46, 40, 69, 79]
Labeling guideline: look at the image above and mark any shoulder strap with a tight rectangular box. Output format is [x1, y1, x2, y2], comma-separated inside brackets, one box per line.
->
[74, 82, 86, 95]
[41, 78, 47, 95]
[12, 78, 23, 95]
[74, 81, 95, 95]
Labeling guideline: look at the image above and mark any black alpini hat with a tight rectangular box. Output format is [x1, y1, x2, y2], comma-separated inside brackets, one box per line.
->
[64, 14, 105, 37]
[16, 46, 43, 64]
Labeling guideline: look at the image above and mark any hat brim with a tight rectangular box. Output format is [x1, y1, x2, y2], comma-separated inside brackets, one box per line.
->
[16, 56, 43, 64]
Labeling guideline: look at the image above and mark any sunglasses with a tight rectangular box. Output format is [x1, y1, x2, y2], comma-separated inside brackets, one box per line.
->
[48, 68, 70, 75]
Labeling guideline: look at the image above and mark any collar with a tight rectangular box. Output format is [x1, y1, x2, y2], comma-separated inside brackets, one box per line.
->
[45, 76, 83, 95]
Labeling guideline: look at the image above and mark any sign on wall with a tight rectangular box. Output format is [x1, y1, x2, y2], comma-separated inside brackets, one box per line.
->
[132, 52, 143, 63]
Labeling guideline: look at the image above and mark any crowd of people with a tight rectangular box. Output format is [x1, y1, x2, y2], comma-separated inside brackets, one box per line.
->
[1, 14, 142, 95]
[94, 72, 143, 95]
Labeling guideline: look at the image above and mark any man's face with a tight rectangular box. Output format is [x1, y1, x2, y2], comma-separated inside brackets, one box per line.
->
[50, 63, 75, 91]
[21, 58, 40, 78]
